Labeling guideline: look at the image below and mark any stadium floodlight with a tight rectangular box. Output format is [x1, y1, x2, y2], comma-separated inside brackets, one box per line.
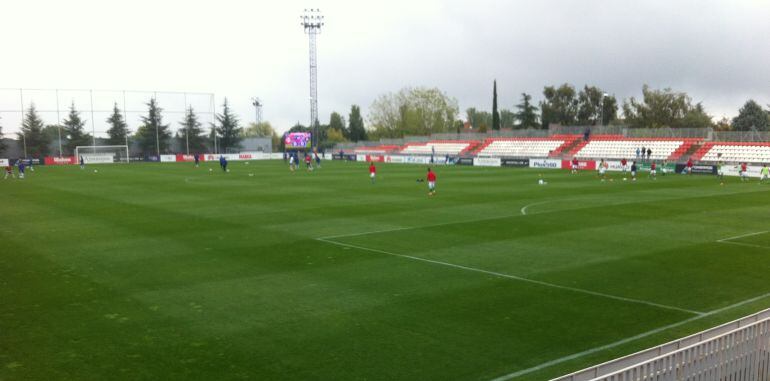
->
[301, 8, 324, 147]
[75, 145, 130, 164]
[251, 97, 263, 125]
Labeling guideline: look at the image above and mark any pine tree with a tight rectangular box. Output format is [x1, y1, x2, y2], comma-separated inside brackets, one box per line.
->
[514, 93, 540, 129]
[492, 80, 500, 130]
[105, 103, 130, 146]
[215, 98, 242, 152]
[135, 98, 172, 156]
[63, 103, 92, 154]
[178, 107, 207, 154]
[18, 104, 51, 158]
[348, 105, 366, 142]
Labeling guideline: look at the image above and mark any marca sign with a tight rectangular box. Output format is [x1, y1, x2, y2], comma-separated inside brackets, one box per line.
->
[529, 158, 560, 169]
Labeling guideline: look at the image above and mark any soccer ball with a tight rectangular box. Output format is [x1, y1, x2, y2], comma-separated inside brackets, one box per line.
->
[209, 168, 213, 172]
[245, 162, 250, 165]
[248, 173, 254, 177]
[623, 178, 627, 181]
[227, 169, 230, 173]
[94, 169, 98, 173]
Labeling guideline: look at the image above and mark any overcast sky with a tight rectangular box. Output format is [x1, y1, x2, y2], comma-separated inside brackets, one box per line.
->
[1, 0, 768, 135]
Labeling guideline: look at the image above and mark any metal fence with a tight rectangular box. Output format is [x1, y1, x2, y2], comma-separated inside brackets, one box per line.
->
[554, 308, 770, 381]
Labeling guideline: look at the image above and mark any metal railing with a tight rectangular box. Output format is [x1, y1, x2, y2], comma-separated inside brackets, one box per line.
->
[554, 308, 770, 381]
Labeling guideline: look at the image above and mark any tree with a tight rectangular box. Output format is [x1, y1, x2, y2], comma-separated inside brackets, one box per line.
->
[732, 100, 769, 131]
[348, 105, 367, 142]
[178, 107, 207, 154]
[714, 117, 732, 131]
[622, 85, 713, 128]
[135, 98, 172, 155]
[601, 96, 619, 125]
[500, 109, 515, 129]
[514, 93, 539, 129]
[105, 103, 130, 146]
[492, 80, 500, 130]
[326, 128, 347, 144]
[62, 103, 92, 155]
[540, 84, 578, 128]
[466, 108, 492, 130]
[368, 87, 459, 138]
[329, 112, 347, 138]
[214, 98, 242, 152]
[18, 104, 50, 158]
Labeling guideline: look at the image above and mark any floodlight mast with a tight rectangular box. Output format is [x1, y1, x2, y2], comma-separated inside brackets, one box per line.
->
[251, 97, 263, 125]
[301, 8, 324, 147]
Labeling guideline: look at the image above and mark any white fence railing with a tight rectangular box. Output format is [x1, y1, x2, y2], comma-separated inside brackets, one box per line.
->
[554, 308, 770, 381]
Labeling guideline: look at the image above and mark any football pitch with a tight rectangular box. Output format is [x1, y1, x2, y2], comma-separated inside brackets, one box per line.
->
[4, 160, 770, 380]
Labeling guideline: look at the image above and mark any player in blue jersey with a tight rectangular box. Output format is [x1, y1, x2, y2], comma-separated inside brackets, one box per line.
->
[219, 155, 228, 172]
[17, 160, 26, 179]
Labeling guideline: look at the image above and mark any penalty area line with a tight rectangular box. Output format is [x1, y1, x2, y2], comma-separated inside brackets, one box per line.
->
[315, 238, 703, 316]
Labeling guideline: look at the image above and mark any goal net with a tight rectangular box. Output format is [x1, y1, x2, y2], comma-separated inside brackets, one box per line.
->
[75, 145, 130, 164]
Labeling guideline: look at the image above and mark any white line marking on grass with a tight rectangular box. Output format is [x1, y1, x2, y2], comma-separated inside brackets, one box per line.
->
[716, 231, 769, 243]
[316, 238, 703, 316]
[489, 290, 770, 381]
[716, 240, 770, 249]
[520, 201, 552, 215]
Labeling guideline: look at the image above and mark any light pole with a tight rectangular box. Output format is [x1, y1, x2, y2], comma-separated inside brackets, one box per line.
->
[600, 92, 609, 126]
[301, 8, 324, 147]
[251, 98, 263, 125]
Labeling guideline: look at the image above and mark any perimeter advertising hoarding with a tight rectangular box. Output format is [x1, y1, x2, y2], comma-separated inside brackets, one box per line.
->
[501, 158, 529, 167]
[675, 164, 717, 175]
[473, 157, 502, 167]
[561, 160, 596, 170]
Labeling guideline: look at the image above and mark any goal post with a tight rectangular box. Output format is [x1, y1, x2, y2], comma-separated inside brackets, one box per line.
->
[74, 145, 130, 164]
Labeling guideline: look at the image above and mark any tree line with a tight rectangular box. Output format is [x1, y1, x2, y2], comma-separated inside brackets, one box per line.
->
[5, 98, 244, 158]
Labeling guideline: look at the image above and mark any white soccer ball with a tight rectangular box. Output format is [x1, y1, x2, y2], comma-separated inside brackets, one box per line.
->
[209, 168, 213, 172]
[538, 179, 544, 185]
[227, 169, 230, 173]
[94, 169, 98, 173]
[623, 178, 627, 181]
[248, 173, 254, 177]
[245, 162, 250, 165]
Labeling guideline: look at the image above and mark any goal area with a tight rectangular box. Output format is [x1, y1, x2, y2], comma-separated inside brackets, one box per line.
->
[75, 145, 130, 164]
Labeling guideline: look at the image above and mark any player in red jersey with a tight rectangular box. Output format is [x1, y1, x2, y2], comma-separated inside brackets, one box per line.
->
[369, 162, 376, 183]
[571, 157, 579, 174]
[427, 167, 437, 196]
[649, 162, 657, 180]
[686, 158, 693, 175]
[740, 162, 749, 182]
[304, 154, 313, 171]
[620, 158, 628, 175]
[3, 164, 14, 179]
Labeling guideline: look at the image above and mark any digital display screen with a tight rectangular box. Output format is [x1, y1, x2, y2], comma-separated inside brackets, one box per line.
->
[285, 132, 312, 149]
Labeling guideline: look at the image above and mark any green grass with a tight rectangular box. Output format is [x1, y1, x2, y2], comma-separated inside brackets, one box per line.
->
[2, 160, 770, 381]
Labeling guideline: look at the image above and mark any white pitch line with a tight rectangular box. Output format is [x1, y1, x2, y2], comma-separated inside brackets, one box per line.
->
[716, 240, 770, 250]
[716, 231, 769, 243]
[490, 289, 770, 381]
[520, 201, 551, 216]
[316, 238, 703, 316]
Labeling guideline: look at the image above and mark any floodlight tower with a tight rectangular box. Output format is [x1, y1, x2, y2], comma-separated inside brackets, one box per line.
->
[251, 97, 263, 125]
[301, 8, 324, 147]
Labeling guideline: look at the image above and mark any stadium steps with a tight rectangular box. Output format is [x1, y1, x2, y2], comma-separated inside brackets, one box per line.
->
[691, 142, 715, 161]
[667, 139, 701, 162]
[549, 135, 582, 158]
